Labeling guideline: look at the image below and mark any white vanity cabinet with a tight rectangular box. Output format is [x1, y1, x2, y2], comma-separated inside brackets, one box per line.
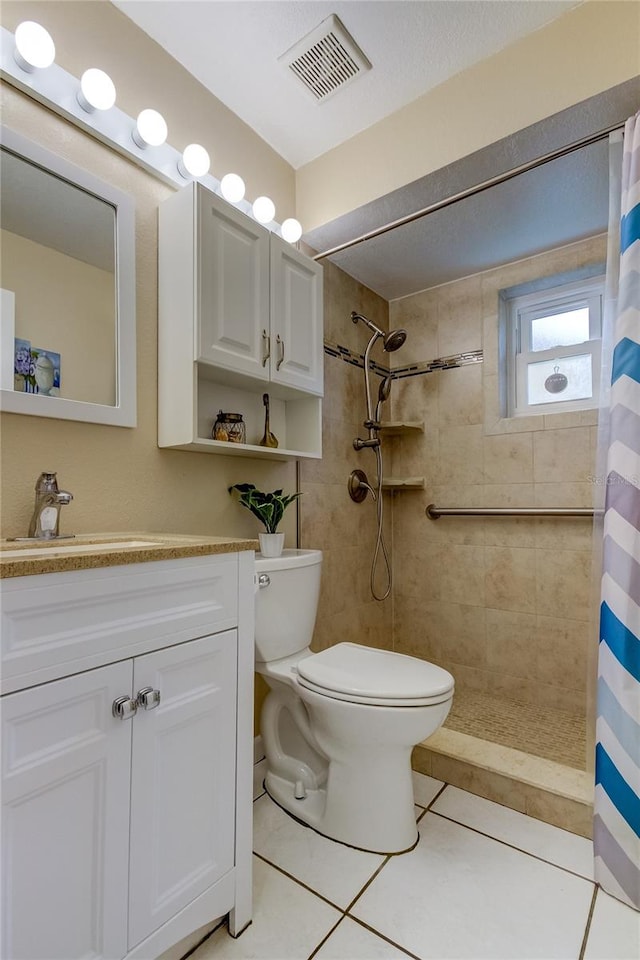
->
[1, 550, 254, 960]
[159, 182, 323, 459]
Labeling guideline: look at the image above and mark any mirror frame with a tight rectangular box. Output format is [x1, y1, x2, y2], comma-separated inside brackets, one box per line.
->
[0, 125, 136, 427]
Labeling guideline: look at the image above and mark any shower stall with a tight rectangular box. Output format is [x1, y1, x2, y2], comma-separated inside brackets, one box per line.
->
[297, 90, 639, 841]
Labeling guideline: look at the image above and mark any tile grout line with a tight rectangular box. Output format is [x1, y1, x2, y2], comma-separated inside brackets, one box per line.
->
[429, 809, 595, 883]
[347, 916, 425, 960]
[422, 781, 449, 812]
[305, 916, 346, 960]
[252, 850, 346, 913]
[252, 844, 421, 959]
[342, 854, 392, 915]
[578, 884, 599, 960]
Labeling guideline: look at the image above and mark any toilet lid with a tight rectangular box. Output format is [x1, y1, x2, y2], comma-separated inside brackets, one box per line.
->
[296, 643, 454, 704]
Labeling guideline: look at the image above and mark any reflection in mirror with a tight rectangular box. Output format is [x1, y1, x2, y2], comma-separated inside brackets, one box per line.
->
[0, 126, 136, 426]
[1, 148, 117, 404]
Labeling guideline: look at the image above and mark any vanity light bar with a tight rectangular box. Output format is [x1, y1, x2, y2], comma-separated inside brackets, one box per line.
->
[0, 24, 302, 243]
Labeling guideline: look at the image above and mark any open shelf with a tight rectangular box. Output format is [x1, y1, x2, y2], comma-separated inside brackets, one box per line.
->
[378, 421, 424, 435]
[167, 436, 320, 460]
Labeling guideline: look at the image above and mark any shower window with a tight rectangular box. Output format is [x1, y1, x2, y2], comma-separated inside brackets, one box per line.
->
[506, 273, 604, 417]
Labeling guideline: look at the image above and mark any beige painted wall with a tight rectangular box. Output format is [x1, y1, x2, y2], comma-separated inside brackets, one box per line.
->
[297, 0, 640, 231]
[0, 66, 297, 544]
[389, 234, 607, 717]
[2, 229, 115, 404]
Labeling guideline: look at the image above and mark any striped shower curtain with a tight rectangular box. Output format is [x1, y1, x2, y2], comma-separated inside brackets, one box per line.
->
[594, 111, 640, 911]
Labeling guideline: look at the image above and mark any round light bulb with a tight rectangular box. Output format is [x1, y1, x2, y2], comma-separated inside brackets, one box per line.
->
[281, 218, 303, 244]
[179, 143, 210, 178]
[132, 109, 167, 149]
[220, 173, 245, 203]
[252, 196, 275, 224]
[14, 21, 55, 72]
[77, 68, 116, 112]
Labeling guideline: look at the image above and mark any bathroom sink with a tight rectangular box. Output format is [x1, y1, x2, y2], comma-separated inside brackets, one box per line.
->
[0, 539, 164, 559]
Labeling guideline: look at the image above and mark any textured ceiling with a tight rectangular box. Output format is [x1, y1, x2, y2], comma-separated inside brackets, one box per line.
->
[113, 0, 578, 168]
[111, 2, 635, 301]
[305, 78, 640, 299]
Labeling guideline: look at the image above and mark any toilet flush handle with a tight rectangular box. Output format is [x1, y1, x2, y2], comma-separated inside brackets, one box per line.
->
[257, 573, 270, 588]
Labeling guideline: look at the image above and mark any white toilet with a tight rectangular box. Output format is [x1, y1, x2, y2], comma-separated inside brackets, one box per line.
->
[255, 549, 454, 854]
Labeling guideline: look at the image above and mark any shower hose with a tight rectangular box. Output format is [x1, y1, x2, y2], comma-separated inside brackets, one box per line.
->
[370, 443, 392, 601]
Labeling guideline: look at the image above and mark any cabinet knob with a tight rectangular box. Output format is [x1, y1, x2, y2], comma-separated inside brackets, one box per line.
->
[276, 334, 285, 371]
[257, 573, 270, 588]
[112, 696, 138, 720]
[262, 329, 271, 367]
[137, 686, 161, 710]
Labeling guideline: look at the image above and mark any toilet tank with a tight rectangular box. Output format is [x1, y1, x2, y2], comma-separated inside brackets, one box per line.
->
[254, 549, 322, 663]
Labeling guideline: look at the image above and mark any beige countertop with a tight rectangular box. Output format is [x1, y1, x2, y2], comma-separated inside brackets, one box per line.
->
[0, 533, 259, 579]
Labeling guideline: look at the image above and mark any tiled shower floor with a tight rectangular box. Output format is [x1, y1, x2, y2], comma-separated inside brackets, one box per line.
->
[444, 690, 587, 770]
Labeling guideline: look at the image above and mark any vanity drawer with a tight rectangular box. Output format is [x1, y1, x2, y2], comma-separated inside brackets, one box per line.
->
[0, 554, 239, 694]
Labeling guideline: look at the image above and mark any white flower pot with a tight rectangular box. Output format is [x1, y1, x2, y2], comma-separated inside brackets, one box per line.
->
[258, 532, 285, 558]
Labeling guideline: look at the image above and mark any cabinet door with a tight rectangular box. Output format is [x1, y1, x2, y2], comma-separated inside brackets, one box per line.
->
[128, 631, 237, 949]
[1, 661, 133, 960]
[270, 234, 324, 395]
[198, 188, 270, 379]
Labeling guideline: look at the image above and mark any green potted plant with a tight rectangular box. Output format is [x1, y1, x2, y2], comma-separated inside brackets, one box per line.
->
[228, 483, 301, 557]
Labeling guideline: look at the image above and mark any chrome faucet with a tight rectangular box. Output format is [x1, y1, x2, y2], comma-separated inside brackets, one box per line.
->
[28, 472, 73, 540]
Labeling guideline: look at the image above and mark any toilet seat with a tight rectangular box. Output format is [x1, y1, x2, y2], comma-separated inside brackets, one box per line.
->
[296, 643, 454, 707]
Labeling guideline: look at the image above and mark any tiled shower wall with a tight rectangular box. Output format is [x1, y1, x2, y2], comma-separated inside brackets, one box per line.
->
[299, 260, 393, 652]
[389, 234, 607, 716]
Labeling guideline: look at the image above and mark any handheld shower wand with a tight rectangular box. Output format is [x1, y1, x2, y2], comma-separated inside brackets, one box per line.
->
[349, 311, 408, 601]
[351, 313, 407, 437]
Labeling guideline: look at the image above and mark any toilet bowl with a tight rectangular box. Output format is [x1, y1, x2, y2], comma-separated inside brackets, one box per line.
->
[255, 549, 454, 854]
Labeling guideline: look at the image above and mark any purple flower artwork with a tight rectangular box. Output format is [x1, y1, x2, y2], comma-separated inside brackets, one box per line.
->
[14, 338, 33, 392]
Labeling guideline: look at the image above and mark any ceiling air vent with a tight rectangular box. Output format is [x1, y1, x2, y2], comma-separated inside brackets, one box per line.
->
[278, 14, 371, 103]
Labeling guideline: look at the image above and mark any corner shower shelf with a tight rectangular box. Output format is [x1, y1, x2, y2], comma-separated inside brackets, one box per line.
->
[378, 421, 424, 435]
[382, 477, 425, 490]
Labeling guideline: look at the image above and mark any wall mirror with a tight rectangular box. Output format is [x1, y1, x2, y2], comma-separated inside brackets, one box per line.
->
[0, 125, 136, 426]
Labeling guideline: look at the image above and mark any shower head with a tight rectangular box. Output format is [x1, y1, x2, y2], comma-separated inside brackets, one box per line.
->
[383, 329, 407, 353]
[351, 311, 407, 353]
[378, 375, 392, 404]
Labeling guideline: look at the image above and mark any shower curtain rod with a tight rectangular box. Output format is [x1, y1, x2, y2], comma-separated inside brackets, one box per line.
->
[426, 505, 594, 519]
[313, 121, 625, 262]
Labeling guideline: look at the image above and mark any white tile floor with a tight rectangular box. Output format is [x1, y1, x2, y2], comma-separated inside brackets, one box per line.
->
[191, 758, 640, 960]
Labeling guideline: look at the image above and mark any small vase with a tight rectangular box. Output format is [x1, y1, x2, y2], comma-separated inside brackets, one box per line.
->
[258, 532, 285, 558]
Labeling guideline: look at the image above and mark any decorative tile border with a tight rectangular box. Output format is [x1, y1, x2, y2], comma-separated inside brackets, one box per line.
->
[323, 339, 389, 377]
[393, 350, 484, 379]
[323, 339, 483, 378]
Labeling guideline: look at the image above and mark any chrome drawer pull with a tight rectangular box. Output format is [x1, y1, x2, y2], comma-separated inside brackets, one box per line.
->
[112, 696, 138, 720]
[137, 687, 161, 710]
[276, 335, 285, 371]
[257, 573, 270, 588]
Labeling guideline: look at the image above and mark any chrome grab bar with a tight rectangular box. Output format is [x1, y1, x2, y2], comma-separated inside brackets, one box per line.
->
[426, 504, 594, 519]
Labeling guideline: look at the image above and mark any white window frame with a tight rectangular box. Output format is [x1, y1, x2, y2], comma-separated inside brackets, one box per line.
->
[507, 274, 604, 418]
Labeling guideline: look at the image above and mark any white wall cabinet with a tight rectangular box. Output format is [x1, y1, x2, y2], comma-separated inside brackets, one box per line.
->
[159, 183, 323, 460]
[269, 233, 323, 394]
[1, 552, 255, 960]
[197, 188, 270, 380]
